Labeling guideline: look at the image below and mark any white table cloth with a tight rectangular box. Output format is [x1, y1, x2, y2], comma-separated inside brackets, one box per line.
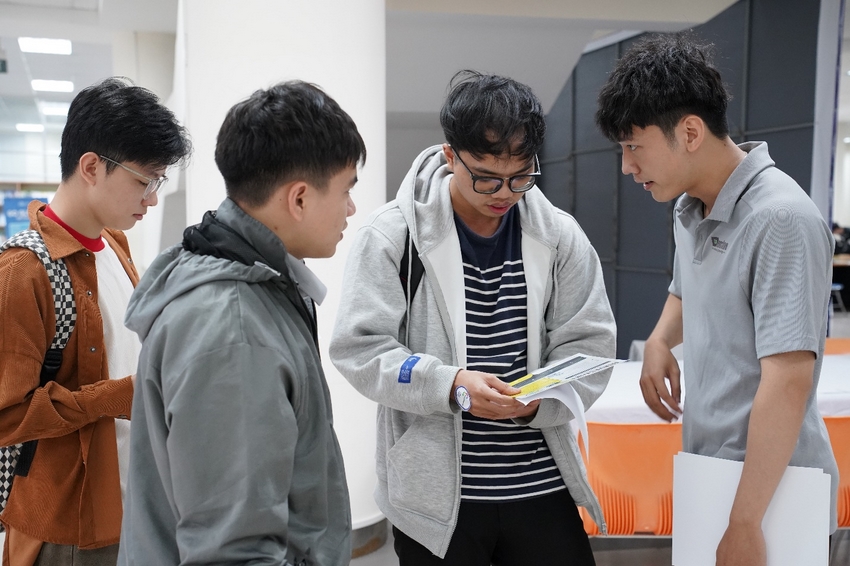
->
[586, 355, 850, 424]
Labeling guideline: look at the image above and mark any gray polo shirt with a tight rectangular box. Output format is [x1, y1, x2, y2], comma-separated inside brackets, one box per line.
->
[670, 141, 839, 532]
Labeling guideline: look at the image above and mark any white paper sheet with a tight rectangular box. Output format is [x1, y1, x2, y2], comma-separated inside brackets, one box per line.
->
[519, 382, 589, 457]
[672, 452, 830, 566]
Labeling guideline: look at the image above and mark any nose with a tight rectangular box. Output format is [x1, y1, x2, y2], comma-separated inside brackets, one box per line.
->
[494, 182, 514, 198]
[621, 149, 639, 176]
[347, 194, 356, 217]
[142, 191, 159, 207]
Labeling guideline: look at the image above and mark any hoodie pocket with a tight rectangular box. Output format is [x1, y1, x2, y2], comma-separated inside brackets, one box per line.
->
[386, 414, 456, 523]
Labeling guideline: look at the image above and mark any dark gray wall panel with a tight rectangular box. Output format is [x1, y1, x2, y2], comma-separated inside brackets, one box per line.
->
[753, 128, 815, 194]
[575, 151, 618, 261]
[574, 46, 618, 152]
[747, 0, 819, 131]
[692, 1, 748, 137]
[543, 77, 574, 161]
[615, 271, 672, 358]
[539, 160, 573, 214]
[618, 174, 675, 271]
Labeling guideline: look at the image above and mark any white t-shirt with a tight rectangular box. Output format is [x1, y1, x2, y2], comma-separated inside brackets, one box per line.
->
[95, 242, 140, 503]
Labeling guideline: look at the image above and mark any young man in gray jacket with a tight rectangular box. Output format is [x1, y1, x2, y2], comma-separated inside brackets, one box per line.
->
[117, 81, 365, 566]
[330, 71, 615, 565]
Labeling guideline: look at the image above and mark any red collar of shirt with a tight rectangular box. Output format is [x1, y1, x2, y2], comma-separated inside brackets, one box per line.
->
[43, 206, 105, 252]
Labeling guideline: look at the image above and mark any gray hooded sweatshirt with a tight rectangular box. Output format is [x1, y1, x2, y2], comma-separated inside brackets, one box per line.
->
[329, 146, 616, 557]
[118, 199, 351, 566]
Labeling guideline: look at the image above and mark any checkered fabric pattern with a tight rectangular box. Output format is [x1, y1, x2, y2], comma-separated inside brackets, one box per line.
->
[0, 229, 77, 515]
[2, 230, 76, 349]
[0, 444, 20, 508]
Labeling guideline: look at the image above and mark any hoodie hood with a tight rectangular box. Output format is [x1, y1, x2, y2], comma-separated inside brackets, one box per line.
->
[395, 145, 565, 255]
[395, 145, 454, 256]
[125, 198, 296, 342]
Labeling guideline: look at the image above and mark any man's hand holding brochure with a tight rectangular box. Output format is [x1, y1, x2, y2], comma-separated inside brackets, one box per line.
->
[509, 354, 624, 456]
[509, 354, 622, 400]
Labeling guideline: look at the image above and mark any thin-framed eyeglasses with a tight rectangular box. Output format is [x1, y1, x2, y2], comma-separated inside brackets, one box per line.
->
[451, 148, 541, 194]
[99, 155, 167, 200]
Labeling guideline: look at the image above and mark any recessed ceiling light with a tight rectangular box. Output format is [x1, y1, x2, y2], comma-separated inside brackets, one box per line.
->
[38, 101, 71, 116]
[16, 123, 45, 133]
[18, 37, 72, 55]
[31, 79, 74, 93]
[844, 137, 850, 144]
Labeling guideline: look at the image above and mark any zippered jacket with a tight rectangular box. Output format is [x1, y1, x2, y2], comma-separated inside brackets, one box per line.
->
[330, 146, 615, 557]
[118, 198, 351, 566]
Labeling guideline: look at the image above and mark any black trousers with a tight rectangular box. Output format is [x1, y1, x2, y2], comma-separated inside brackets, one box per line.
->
[393, 489, 596, 566]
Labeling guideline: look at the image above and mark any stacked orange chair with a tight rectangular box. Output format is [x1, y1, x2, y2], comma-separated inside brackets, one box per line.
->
[823, 416, 850, 527]
[579, 422, 682, 536]
[824, 337, 850, 355]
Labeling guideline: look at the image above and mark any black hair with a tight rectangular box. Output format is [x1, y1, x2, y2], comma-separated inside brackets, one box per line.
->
[60, 77, 191, 180]
[440, 70, 545, 160]
[215, 81, 366, 208]
[595, 33, 731, 143]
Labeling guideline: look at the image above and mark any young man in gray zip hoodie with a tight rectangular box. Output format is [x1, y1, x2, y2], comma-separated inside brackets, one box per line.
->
[330, 71, 615, 565]
[117, 81, 365, 566]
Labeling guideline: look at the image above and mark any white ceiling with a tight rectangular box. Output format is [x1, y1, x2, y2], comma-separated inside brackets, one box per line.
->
[0, 36, 111, 133]
[0, 0, 178, 135]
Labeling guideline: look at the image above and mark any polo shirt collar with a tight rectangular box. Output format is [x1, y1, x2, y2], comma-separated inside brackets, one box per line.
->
[675, 141, 774, 224]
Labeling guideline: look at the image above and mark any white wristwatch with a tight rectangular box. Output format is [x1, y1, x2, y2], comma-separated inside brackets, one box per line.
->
[454, 385, 471, 411]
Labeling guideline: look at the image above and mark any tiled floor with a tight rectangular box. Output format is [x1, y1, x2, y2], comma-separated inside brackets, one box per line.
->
[353, 313, 850, 565]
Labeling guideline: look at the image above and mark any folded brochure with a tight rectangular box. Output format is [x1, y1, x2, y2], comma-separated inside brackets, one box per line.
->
[509, 353, 622, 400]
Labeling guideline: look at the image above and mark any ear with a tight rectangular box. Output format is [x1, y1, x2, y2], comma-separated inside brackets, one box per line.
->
[78, 152, 101, 186]
[284, 180, 311, 221]
[442, 143, 455, 171]
[680, 115, 705, 152]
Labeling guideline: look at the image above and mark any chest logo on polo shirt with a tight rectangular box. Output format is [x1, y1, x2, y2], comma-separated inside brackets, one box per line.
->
[711, 237, 728, 253]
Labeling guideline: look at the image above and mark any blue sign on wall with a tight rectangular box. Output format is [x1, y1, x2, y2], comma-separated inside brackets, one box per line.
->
[4, 197, 48, 238]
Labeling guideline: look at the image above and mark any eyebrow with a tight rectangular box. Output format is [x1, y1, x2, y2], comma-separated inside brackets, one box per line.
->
[471, 159, 534, 177]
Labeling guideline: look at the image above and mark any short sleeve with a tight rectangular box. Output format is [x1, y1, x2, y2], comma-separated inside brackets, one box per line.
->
[740, 205, 831, 359]
[668, 253, 682, 298]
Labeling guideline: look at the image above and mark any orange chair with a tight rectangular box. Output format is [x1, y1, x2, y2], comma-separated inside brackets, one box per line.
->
[578, 422, 682, 536]
[824, 337, 850, 355]
[823, 416, 850, 527]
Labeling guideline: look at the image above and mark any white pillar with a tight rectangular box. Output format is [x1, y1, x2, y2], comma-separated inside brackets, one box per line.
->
[176, 0, 387, 528]
[111, 31, 179, 272]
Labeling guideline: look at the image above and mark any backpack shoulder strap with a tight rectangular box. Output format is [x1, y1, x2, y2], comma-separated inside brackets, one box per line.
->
[2, 230, 77, 356]
[399, 229, 424, 302]
[0, 230, 77, 479]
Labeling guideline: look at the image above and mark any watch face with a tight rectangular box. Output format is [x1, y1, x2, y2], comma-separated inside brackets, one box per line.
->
[455, 385, 471, 411]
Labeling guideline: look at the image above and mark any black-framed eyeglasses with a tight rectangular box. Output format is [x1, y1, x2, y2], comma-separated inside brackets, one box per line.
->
[451, 148, 540, 194]
[99, 155, 167, 200]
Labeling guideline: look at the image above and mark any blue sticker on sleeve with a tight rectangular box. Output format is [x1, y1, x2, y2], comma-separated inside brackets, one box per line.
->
[398, 355, 420, 383]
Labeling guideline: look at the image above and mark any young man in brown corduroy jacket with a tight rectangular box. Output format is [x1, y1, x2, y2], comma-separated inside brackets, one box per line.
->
[0, 78, 190, 566]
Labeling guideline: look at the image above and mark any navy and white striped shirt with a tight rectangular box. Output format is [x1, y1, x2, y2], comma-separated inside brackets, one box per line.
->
[456, 208, 565, 501]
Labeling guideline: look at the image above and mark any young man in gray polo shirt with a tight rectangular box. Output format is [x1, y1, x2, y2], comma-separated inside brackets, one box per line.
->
[596, 33, 838, 566]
